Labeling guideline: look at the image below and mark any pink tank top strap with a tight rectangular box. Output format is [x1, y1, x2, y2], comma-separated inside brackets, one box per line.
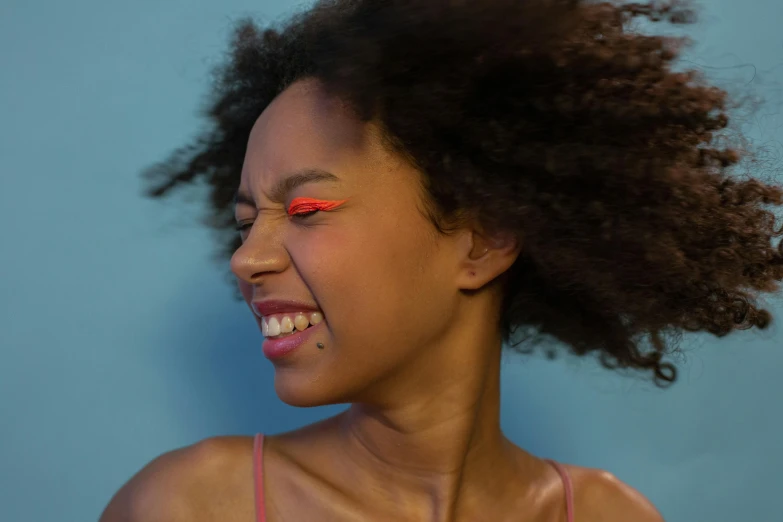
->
[545, 459, 575, 522]
[253, 433, 266, 522]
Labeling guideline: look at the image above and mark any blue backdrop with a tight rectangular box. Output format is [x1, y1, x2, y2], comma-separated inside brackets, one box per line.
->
[1, 1, 781, 521]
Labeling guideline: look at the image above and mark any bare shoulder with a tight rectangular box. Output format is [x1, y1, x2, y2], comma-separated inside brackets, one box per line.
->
[99, 436, 255, 522]
[567, 465, 665, 522]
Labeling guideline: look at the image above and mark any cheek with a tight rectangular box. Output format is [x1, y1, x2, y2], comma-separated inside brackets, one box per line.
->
[290, 230, 352, 293]
[288, 212, 443, 314]
[297, 225, 434, 321]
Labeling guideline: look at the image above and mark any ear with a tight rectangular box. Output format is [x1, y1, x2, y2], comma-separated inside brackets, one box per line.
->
[456, 228, 522, 290]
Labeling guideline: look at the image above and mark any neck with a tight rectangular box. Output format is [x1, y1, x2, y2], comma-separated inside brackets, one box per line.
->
[332, 329, 531, 521]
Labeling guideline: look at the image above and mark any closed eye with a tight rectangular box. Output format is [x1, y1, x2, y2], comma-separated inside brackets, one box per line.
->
[235, 221, 254, 232]
[287, 197, 348, 220]
[233, 211, 316, 234]
[289, 209, 319, 220]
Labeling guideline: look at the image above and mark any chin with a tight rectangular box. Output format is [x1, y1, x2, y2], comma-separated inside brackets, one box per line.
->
[272, 368, 351, 408]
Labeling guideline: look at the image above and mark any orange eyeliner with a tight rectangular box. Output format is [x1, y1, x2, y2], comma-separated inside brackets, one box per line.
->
[287, 197, 349, 215]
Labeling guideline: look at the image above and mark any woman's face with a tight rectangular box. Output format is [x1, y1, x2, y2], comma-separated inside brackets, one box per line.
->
[232, 79, 488, 407]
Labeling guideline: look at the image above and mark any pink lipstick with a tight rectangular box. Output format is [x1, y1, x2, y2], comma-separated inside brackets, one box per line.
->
[262, 320, 325, 360]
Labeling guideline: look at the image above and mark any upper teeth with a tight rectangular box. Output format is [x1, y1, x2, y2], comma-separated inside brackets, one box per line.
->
[262, 311, 323, 337]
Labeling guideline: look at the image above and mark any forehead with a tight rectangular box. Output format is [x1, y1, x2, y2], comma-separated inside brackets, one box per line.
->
[241, 79, 377, 192]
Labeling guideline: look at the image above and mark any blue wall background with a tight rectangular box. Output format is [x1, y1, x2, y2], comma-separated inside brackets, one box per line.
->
[1, 1, 781, 521]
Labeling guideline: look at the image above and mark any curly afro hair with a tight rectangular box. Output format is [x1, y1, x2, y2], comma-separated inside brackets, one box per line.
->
[143, 0, 783, 387]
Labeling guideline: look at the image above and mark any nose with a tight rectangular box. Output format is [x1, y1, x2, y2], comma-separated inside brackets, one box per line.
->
[230, 227, 288, 285]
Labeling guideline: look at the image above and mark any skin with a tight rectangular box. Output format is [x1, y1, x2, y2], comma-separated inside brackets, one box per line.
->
[100, 78, 665, 522]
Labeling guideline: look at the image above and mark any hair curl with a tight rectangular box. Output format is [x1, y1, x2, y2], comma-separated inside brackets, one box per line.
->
[143, 0, 783, 386]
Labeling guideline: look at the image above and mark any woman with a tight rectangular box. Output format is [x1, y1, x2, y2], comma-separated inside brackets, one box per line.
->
[101, 0, 783, 520]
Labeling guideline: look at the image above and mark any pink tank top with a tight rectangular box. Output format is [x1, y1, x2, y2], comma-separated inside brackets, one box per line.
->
[253, 433, 574, 522]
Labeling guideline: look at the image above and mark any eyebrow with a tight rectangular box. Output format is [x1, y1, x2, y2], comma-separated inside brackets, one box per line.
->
[234, 168, 342, 207]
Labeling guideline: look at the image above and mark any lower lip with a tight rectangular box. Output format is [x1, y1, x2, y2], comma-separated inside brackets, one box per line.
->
[262, 320, 325, 360]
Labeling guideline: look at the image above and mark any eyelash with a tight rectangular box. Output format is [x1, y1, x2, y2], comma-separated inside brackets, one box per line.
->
[287, 197, 348, 221]
[234, 200, 331, 232]
[235, 222, 253, 232]
[289, 209, 320, 220]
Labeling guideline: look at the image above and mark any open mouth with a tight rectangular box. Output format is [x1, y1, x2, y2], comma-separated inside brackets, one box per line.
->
[261, 311, 324, 339]
[265, 324, 313, 339]
[261, 318, 325, 360]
